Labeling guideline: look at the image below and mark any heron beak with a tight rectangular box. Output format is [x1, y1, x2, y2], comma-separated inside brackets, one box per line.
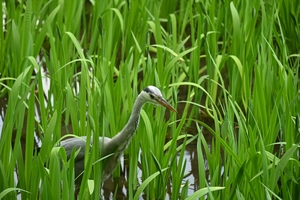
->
[158, 98, 177, 113]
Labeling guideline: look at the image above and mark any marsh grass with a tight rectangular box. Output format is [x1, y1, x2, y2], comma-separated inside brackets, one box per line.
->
[1, 0, 300, 199]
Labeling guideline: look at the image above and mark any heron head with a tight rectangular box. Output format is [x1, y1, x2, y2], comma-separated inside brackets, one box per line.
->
[141, 86, 177, 113]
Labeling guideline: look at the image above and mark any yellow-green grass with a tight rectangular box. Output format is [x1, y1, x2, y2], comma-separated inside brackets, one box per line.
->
[0, 0, 299, 199]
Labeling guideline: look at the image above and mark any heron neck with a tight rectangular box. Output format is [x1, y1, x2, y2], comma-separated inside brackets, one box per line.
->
[109, 93, 146, 149]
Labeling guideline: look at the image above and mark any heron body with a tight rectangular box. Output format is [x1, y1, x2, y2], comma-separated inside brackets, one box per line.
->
[60, 86, 177, 183]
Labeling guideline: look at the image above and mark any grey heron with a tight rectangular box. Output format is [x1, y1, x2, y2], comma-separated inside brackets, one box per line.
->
[60, 86, 177, 183]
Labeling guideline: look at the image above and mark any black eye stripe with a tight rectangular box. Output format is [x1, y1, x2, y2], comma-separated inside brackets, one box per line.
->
[143, 87, 151, 93]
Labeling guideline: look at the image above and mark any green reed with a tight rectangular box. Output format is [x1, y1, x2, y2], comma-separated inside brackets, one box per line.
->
[1, 0, 299, 199]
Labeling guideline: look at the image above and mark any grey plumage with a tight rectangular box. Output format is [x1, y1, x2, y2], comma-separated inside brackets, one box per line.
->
[60, 86, 177, 183]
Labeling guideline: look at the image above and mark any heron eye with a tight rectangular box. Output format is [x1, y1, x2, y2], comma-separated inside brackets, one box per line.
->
[149, 94, 155, 99]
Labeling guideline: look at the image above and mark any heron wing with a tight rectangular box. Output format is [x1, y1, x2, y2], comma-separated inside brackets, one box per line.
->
[60, 136, 111, 161]
[60, 136, 112, 181]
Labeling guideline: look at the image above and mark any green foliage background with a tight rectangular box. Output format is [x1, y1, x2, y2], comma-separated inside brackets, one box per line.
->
[0, 0, 299, 199]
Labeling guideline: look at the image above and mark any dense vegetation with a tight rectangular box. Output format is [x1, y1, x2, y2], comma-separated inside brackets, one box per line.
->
[0, 0, 299, 199]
